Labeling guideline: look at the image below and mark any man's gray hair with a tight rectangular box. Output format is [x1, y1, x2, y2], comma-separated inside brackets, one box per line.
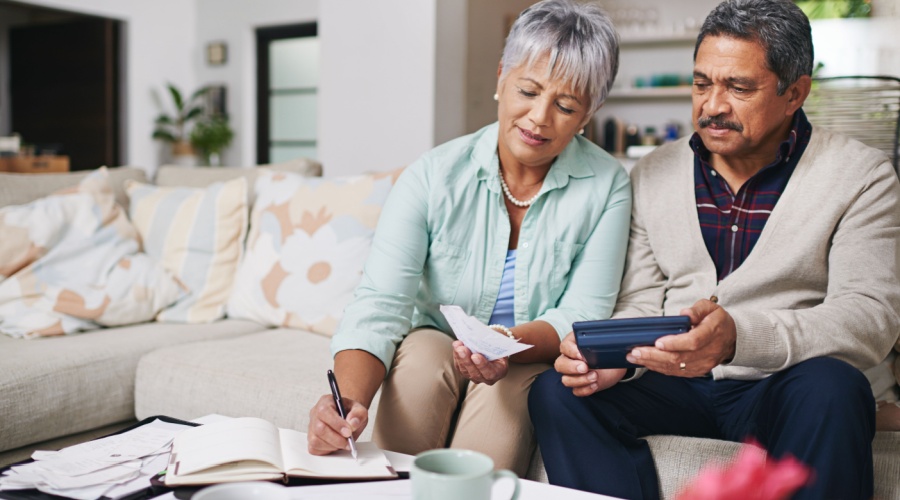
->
[501, 0, 619, 115]
[695, 0, 813, 95]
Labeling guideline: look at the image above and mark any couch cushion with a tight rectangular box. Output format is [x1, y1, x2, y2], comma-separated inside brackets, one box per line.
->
[0, 166, 147, 210]
[126, 178, 248, 323]
[0, 319, 267, 453]
[134, 328, 379, 441]
[226, 171, 399, 336]
[154, 158, 322, 207]
[0, 168, 183, 337]
[527, 433, 900, 499]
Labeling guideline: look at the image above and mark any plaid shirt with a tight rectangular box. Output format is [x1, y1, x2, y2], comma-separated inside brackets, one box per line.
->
[691, 110, 812, 282]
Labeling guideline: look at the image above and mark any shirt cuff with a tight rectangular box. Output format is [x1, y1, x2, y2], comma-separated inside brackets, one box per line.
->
[726, 308, 785, 369]
[620, 367, 646, 383]
[330, 329, 398, 376]
[534, 311, 574, 341]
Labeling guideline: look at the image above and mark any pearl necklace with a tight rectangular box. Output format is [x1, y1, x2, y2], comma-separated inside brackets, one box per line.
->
[498, 168, 540, 207]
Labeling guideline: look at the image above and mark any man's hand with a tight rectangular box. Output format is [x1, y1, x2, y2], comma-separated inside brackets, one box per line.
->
[452, 340, 509, 385]
[555, 331, 626, 396]
[307, 394, 368, 455]
[626, 299, 736, 377]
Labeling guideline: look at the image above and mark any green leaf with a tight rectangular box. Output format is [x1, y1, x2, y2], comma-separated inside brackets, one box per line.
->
[167, 83, 184, 112]
[152, 130, 176, 142]
[155, 115, 174, 125]
[190, 86, 211, 102]
[184, 107, 205, 121]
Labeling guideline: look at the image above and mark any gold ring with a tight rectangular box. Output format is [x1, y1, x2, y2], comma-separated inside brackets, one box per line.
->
[679, 362, 686, 371]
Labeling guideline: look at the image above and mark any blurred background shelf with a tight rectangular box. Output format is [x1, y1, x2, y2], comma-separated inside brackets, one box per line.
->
[0, 155, 70, 173]
[607, 87, 693, 101]
[619, 31, 700, 47]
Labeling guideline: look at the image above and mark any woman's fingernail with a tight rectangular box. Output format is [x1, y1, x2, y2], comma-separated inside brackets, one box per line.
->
[631, 349, 642, 358]
[577, 363, 588, 373]
[626, 354, 636, 363]
[588, 372, 597, 382]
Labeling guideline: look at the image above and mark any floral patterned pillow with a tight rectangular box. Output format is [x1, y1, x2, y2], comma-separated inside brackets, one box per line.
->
[0, 168, 183, 338]
[226, 169, 401, 336]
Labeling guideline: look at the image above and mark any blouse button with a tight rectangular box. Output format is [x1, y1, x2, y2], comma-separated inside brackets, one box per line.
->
[731, 225, 738, 232]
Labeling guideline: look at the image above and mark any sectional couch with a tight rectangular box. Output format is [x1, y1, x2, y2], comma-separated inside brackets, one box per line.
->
[0, 165, 897, 499]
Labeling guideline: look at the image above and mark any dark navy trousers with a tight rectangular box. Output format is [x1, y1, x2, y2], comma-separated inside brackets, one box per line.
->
[528, 358, 875, 500]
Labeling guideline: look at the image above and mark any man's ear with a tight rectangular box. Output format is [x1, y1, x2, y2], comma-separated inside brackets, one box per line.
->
[786, 74, 812, 115]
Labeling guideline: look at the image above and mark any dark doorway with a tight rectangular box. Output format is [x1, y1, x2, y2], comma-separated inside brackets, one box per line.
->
[256, 23, 318, 165]
[10, 17, 121, 170]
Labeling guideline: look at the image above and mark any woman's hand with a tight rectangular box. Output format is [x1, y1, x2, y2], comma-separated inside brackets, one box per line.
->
[555, 332, 626, 396]
[307, 394, 368, 455]
[452, 340, 509, 385]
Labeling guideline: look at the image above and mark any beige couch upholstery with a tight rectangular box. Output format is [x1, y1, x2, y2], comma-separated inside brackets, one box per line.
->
[1, 165, 898, 499]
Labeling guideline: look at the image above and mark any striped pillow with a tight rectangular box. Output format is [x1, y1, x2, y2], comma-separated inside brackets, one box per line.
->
[125, 177, 248, 323]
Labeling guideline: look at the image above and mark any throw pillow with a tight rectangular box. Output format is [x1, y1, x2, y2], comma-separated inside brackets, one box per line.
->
[126, 177, 248, 323]
[226, 169, 400, 335]
[0, 167, 183, 338]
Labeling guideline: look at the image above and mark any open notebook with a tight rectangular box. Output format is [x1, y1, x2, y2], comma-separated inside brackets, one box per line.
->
[164, 417, 397, 486]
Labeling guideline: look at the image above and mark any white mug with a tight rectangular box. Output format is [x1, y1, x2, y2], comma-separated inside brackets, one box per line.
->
[411, 449, 520, 500]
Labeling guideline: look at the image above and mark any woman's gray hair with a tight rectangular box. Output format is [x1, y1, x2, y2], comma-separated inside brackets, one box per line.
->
[500, 0, 619, 115]
[695, 0, 813, 95]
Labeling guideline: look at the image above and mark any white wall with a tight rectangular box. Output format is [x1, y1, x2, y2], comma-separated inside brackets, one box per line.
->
[465, 0, 537, 134]
[12, 0, 197, 177]
[811, 17, 900, 79]
[194, 0, 318, 168]
[318, 0, 439, 176]
[434, 0, 468, 147]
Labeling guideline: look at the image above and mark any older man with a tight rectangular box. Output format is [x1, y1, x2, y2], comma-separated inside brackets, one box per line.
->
[528, 0, 900, 499]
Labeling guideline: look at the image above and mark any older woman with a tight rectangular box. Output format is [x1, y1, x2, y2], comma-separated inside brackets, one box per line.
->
[307, 0, 628, 475]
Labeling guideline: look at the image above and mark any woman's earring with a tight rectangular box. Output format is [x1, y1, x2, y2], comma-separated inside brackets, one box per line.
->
[579, 128, 585, 134]
[493, 93, 499, 101]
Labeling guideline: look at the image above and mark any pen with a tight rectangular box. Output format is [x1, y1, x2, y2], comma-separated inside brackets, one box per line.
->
[327, 369, 358, 461]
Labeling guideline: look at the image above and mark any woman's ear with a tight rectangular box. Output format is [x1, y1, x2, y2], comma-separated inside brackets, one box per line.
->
[495, 62, 504, 100]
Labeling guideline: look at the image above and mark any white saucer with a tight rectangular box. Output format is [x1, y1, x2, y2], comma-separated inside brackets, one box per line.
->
[192, 481, 289, 500]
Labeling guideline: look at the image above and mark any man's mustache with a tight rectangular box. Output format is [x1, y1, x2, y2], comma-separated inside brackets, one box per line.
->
[698, 115, 744, 132]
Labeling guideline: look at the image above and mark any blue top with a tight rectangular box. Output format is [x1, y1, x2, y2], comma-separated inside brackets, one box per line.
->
[331, 122, 632, 372]
[488, 250, 517, 327]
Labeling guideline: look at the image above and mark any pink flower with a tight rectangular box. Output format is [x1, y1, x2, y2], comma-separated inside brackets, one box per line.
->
[676, 440, 813, 500]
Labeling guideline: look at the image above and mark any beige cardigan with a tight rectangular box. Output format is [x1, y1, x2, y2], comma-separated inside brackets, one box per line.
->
[615, 128, 900, 381]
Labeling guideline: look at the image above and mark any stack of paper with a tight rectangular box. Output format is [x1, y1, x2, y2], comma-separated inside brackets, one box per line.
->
[440, 305, 533, 360]
[0, 419, 188, 500]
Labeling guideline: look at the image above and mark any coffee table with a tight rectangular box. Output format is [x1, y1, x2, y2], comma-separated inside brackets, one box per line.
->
[150, 448, 619, 500]
[151, 478, 619, 500]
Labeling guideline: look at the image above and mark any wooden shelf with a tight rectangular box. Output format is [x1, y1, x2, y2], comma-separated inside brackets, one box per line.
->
[619, 31, 699, 47]
[0, 155, 70, 173]
[606, 87, 692, 101]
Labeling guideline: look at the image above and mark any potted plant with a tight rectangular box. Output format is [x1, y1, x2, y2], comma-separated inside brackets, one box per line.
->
[152, 83, 210, 166]
[190, 115, 234, 167]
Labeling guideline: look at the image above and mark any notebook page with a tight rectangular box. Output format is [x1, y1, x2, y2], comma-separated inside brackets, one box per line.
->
[172, 417, 284, 476]
[278, 428, 394, 478]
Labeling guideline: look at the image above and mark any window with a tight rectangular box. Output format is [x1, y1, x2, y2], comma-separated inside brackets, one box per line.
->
[256, 23, 318, 164]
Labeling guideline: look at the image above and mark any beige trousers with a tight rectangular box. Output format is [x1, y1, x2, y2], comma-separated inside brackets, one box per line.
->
[373, 328, 550, 476]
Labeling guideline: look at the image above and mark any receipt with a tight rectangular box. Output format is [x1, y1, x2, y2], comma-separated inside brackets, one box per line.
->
[439, 305, 533, 360]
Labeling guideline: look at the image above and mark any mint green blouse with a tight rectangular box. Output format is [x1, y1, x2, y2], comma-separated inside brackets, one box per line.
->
[331, 122, 632, 373]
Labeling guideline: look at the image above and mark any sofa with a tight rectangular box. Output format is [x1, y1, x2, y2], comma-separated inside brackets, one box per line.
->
[0, 165, 898, 499]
